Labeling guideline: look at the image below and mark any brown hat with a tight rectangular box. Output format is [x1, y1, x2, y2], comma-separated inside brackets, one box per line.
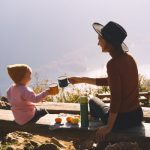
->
[7, 64, 30, 84]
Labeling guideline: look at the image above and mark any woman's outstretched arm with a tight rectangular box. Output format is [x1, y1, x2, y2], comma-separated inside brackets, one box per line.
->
[68, 77, 108, 86]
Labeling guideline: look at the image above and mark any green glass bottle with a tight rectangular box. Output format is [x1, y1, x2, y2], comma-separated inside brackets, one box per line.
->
[79, 96, 89, 128]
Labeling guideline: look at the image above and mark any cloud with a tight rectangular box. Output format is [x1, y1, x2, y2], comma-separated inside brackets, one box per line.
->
[32, 38, 112, 82]
[33, 48, 90, 81]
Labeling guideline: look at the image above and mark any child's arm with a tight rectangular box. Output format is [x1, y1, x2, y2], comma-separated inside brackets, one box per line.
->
[22, 87, 50, 103]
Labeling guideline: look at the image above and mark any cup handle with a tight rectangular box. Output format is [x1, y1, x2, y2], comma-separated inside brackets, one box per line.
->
[68, 81, 71, 85]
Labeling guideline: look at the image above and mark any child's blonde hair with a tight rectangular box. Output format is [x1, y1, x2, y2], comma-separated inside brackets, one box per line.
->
[7, 64, 31, 84]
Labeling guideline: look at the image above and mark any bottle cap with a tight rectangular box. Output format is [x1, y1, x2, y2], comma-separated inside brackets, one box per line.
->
[78, 96, 88, 103]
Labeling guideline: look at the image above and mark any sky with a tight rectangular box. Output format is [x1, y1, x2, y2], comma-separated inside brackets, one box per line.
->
[0, 0, 150, 95]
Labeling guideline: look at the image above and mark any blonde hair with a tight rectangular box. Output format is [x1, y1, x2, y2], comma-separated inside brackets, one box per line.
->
[7, 64, 31, 84]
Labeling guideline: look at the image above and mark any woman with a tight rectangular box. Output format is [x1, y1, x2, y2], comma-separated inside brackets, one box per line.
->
[68, 21, 143, 141]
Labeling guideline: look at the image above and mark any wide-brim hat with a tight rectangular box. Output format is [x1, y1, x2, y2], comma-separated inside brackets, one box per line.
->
[92, 21, 128, 52]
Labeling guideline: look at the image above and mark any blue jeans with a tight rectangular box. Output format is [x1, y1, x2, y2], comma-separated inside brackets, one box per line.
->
[89, 97, 109, 123]
[89, 97, 143, 129]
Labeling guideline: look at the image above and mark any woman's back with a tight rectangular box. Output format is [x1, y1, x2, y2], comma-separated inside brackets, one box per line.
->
[107, 52, 139, 112]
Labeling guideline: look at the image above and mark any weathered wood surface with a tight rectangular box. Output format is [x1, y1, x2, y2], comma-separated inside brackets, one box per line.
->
[0, 110, 101, 135]
[1, 102, 150, 122]
[0, 109, 150, 137]
[38, 102, 150, 122]
[36, 102, 80, 114]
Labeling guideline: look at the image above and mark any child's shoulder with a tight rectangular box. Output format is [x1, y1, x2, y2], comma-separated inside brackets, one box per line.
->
[7, 84, 15, 92]
[7, 84, 31, 92]
[17, 85, 32, 92]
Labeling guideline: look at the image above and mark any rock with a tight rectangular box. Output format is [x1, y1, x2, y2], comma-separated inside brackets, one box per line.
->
[15, 131, 33, 138]
[0, 98, 11, 110]
[45, 140, 51, 143]
[30, 140, 40, 148]
[84, 140, 95, 149]
[36, 143, 59, 150]
[6, 146, 15, 150]
[51, 137, 66, 148]
[5, 134, 18, 143]
[105, 142, 141, 150]
[4, 132, 24, 144]
[24, 142, 34, 150]
[1, 96, 8, 102]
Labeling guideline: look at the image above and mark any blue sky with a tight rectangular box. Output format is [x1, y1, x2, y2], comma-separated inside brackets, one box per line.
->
[0, 0, 150, 95]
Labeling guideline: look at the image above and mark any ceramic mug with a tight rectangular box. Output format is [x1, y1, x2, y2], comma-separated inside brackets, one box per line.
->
[58, 76, 69, 88]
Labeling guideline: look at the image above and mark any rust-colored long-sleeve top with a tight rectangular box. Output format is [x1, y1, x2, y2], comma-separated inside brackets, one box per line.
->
[96, 52, 140, 113]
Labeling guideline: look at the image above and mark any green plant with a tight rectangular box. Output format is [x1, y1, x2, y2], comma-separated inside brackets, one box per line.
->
[31, 72, 150, 103]
[31, 72, 53, 102]
[138, 74, 150, 92]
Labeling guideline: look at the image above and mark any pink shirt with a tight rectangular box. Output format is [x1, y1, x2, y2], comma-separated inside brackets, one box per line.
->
[7, 84, 49, 125]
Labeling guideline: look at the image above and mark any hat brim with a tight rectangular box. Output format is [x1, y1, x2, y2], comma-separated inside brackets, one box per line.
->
[92, 22, 128, 52]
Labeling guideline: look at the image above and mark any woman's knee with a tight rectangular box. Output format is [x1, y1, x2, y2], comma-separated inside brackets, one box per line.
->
[89, 97, 102, 105]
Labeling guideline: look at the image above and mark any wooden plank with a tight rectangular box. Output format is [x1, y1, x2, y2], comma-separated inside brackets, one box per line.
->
[96, 92, 150, 106]
[1, 102, 150, 122]
[36, 102, 80, 114]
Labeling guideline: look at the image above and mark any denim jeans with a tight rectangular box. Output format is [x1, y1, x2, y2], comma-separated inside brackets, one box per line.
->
[89, 97, 143, 129]
[89, 97, 109, 123]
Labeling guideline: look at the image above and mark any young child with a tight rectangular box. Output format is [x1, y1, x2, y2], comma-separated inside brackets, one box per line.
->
[7, 64, 57, 125]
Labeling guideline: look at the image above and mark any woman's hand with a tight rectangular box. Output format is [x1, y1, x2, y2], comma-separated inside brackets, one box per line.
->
[68, 77, 82, 84]
[95, 125, 111, 142]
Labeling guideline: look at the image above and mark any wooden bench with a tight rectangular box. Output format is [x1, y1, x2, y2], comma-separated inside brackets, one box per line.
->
[0, 109, 150, 136]
[0, 109, 101, 140]
[1, 101, 150, 124]
[0, 109, 88, 135]
[139, 92, 150, 106]
[96, 91, 150, 106]
[1, 101, 150, 121]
